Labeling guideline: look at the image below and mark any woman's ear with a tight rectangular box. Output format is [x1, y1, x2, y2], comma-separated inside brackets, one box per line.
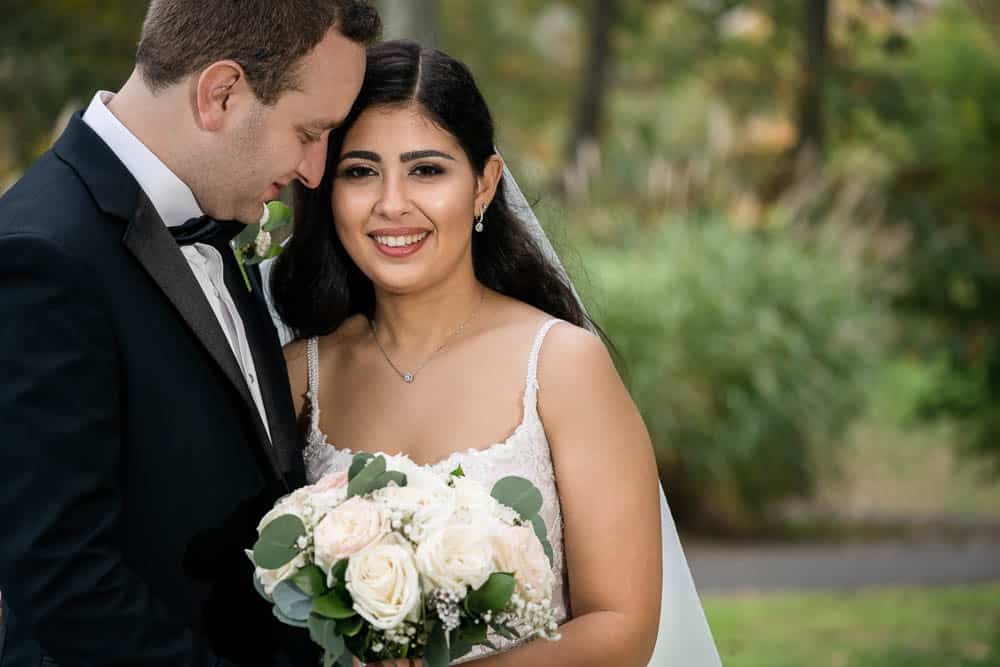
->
[474, 154, 505, 214]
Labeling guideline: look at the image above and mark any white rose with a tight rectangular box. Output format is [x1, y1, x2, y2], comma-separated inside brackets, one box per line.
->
[346, 533, 422, 630]
[492, 524, 555, 602]
[314, 496, 388, 575]
[415, 522, 494, 595]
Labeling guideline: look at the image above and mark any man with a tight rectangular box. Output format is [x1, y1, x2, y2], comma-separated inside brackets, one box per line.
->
[0, 2, 380, 664]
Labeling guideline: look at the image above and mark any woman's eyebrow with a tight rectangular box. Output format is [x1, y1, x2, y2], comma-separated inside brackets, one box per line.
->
[339, 150, 381, 163]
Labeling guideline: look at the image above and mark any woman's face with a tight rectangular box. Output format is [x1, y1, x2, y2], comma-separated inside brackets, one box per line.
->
[330, 103, 493, 296]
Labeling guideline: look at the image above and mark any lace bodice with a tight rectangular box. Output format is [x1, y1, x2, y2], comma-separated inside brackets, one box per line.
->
[302, 319, 570, 664]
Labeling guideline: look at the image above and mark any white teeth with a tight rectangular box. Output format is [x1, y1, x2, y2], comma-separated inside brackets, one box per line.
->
[373, 232, 429, 248]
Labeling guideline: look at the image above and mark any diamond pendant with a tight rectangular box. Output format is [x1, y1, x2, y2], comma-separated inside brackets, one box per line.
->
[403, 372, 414, 383]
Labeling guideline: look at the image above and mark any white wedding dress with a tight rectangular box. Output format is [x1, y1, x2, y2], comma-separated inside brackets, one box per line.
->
[298, 318, 722, 666]
[303, 319, 570, 664]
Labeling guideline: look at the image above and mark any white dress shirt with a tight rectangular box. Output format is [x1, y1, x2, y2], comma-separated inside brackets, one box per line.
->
[83, 91, 271, 441]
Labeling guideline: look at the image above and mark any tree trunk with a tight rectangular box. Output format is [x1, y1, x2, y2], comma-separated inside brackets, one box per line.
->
[563, 0, 618, 196]
[797, 0, 830, 158]
[376, 0, 440, 47]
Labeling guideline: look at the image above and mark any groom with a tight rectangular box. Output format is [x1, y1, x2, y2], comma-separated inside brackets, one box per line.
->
[0, 2, 379, 665]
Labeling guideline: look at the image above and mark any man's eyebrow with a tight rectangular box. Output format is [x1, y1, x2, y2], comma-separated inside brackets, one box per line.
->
[339, 150, 381, 163]
[401, 150, 456, 162]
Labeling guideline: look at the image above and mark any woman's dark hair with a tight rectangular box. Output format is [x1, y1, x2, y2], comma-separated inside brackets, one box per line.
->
[271, 40, 598, 340]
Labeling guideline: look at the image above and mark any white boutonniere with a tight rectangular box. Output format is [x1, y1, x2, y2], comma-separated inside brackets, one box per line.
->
[230, 201, 293, 292]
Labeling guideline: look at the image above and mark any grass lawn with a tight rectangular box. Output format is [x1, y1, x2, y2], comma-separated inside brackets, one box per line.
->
[704, 584, 1000, 667]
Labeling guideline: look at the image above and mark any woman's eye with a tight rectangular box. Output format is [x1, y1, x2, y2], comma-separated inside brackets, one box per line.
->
[340, 165, 376, 179]
[411, 164, 444, 177]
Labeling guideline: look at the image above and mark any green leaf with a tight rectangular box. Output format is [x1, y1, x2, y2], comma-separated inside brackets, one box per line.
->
[491, 477, 543, 520]
[230, 222, 260, 250]
[252, 514, 305, 569]
[308, 614, 346, 662]
[530, 515, 554, 566]
[457, 620, 488, 644]
[313, 588, 357, 619]
[272, 580, 312, 621]
[335, 614, 364, 637]
[329, 559, 349, 588]
[467, 572, 516, 614]
[347, 455, 387, 498]
[244, 244, 282, 265]
[424, 622, 450, 667]
[366, 469, 407, 494]
[348, 452, 376, 481]
[450, 465, 465, 478]
[263, 200, 293, 231]
[293, 564, 328, 597]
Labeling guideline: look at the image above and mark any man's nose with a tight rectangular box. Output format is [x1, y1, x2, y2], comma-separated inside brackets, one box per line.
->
[296, 137, 328, 189]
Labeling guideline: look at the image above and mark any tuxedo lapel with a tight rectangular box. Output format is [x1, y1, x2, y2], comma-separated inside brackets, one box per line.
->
[227, 260, 305, 488]
[120, 196, 287, 487]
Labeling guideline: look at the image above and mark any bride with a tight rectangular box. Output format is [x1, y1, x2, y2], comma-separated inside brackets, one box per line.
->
[267, 40, 721, 667]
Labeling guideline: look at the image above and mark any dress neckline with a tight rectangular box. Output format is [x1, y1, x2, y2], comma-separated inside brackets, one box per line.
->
[304, 318, 562, 467]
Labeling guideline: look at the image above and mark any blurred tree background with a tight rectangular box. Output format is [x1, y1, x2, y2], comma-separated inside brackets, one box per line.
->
[3, 0, 999, 535]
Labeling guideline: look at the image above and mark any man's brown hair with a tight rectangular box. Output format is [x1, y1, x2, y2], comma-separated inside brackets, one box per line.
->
[135, 0, 381, 105]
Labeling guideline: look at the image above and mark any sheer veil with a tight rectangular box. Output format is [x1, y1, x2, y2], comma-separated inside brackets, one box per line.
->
[499, 163, 722, 667]
[261, 163, 723, 666]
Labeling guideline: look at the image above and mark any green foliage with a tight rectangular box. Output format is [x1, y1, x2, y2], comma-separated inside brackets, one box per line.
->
[490, 476, 543, 520]
[252, 515, 305, 569]
[579, 218, 883, 524]
[466, 572, 516, 614]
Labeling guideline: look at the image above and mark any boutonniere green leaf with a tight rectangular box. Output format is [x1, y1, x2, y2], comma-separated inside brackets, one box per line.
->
[230, 200, 293, 292]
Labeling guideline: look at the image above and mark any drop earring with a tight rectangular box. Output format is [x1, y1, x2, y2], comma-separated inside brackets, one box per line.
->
[474, 205, 485, 233]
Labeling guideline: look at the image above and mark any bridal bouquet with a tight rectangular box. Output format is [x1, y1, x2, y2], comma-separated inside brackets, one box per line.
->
[248, 453, 561, 666]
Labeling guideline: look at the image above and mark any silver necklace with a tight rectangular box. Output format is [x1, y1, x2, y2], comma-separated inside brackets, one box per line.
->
[370, 290, 486, 384]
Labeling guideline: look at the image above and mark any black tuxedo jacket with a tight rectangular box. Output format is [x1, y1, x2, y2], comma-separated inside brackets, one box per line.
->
[0, 114, 315, 666]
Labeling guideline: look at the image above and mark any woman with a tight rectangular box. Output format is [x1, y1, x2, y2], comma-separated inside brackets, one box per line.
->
[270, 40, 715, 666]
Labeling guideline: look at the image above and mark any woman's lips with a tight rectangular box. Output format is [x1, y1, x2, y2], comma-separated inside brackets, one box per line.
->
[370, 230, 431, 258]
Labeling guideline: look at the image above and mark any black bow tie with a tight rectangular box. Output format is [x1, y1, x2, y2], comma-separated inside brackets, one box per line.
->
[170, 216, 244, 249]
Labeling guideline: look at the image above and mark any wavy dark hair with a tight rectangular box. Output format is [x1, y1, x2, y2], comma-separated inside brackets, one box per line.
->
[271, 40, 598, 340]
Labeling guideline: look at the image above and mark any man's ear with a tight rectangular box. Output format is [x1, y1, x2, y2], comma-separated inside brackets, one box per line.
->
[474, 154, 505, 215]
[195, 61, 251, 131]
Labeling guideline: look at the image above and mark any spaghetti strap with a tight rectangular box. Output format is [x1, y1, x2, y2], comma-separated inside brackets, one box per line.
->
[522, 318, 563, 417]
[305, 337, 321, 441]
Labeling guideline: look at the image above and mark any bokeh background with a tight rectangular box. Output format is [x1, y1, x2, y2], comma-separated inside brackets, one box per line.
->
[3, 1, 1000, 665]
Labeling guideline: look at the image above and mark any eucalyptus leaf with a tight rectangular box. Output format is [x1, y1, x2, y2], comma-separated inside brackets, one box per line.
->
[366, 469, 407, 494]
[467, 572, 515, 614]
[273, 604, 310, 628]
[424, 622, 450, 667]
[309, 614, 347, 661]
[313, 588, 356, 619]
[293, 564, 328, 597]
[491, 476, 543, 520]
[252, 514, 305, 569]
[347, 455, 387, 498]
[530, 514, 554, 566]
[348, 452, 376, 481]
[272, 580, 313, 622]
